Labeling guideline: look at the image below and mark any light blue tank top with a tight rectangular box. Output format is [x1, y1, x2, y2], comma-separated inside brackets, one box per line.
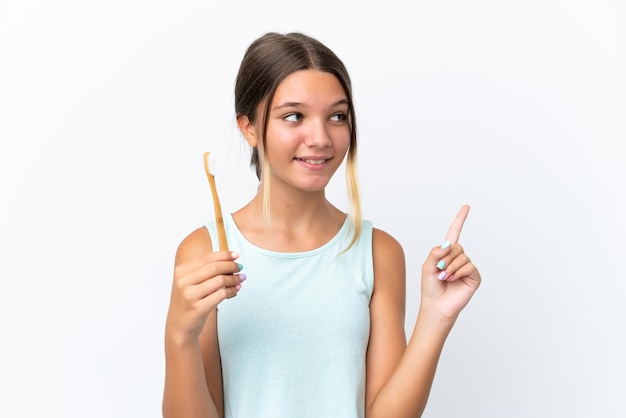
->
[204, 214, 374, 418]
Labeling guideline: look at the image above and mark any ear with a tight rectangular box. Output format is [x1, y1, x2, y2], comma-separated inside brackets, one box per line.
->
[237, 115, 258, 148]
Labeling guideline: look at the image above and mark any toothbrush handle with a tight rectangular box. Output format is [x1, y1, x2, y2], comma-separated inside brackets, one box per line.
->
[207, 174, 229, 251]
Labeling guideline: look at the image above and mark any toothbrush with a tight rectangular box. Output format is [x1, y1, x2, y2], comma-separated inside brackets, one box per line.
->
[203, 151, 229, 251]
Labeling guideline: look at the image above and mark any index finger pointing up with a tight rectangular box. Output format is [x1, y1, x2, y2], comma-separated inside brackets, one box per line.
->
[445, 204, 470, 244]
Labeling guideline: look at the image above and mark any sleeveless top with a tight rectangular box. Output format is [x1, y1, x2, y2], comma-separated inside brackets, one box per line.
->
[204, 214, 374, 418]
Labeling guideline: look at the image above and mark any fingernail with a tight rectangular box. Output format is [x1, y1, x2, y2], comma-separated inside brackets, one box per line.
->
[231, 251, 240, 258]
[438, 271, 447, 280]
[239, 273, 247, 282]
[237, 263, 244, 271]
[441, 240, 451, 250]
[235, 284, 242, 290]
[437, 260, 446, 270]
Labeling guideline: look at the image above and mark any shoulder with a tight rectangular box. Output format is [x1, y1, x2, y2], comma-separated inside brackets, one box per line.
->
[372, 227, 405, 266]
[371, 227, 406, 298]
[174, 226, 214, 266]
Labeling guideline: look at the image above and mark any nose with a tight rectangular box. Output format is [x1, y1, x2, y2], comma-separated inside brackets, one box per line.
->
[304, 118, 332, 148]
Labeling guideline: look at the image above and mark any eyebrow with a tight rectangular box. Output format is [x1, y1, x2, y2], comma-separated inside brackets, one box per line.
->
[272, 98, 349, 111]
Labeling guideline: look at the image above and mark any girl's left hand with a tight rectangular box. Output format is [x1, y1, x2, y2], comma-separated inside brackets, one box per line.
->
[420, 205, 481, 320]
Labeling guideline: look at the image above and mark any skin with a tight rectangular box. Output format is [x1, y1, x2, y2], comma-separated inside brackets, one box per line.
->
[162, 70, 481, 418]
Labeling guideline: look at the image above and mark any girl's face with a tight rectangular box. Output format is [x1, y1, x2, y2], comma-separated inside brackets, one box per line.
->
[257, 70, 351, 194]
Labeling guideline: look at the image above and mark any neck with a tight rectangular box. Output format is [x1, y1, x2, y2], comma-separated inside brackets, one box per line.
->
[232, 184, 346, 252]
[250, 185, 338, 227]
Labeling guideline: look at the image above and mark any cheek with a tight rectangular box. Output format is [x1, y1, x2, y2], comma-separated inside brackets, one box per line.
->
[335, 128, 352, 154]
[264, 133, 302, 168]
[266, 125, 300, 149]
[266, 128, 305, 161]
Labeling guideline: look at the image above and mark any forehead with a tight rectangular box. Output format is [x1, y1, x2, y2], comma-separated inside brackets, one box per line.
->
[272, 70, 347, 106]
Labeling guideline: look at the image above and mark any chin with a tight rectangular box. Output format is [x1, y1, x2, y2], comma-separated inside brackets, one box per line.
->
[297, 180, 331, 193]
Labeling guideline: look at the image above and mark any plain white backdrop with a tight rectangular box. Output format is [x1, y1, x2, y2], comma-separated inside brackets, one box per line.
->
[1, 1, 625, 417]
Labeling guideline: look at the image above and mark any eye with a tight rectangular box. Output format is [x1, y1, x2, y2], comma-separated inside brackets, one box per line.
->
[330, 112, 348, 122]
[284, 113, 303, 122]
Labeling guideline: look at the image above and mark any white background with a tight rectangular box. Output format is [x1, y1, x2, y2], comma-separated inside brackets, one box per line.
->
[1, 1, 625, 417]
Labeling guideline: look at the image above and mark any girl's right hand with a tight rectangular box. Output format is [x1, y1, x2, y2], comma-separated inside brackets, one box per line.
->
[165, 251, 244, 343]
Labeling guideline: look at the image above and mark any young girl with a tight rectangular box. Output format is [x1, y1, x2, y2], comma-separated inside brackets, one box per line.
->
[162, 32, 481, 418]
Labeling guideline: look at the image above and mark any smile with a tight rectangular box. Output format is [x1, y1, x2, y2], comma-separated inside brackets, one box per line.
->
[295, 158, 330, 165]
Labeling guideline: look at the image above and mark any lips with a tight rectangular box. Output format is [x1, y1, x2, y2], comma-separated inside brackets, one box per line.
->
[295, 157, 331, 165]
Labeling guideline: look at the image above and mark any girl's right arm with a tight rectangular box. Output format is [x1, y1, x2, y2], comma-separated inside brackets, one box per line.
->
[162, 227, 243, 418]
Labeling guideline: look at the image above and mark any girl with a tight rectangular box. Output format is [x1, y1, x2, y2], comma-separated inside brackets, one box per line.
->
[162, 32, 481, 418]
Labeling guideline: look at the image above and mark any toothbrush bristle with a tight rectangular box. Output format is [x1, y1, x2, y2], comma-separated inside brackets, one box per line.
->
[204, 151, 215, 175]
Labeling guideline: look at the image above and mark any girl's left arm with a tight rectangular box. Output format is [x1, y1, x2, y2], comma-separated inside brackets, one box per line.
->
[365, 205, 481, 418]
